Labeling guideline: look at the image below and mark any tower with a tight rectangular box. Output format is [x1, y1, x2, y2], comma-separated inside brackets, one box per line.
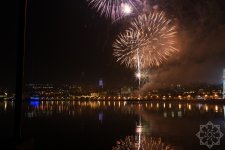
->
[223, 69, 225, 99]
[99, 78, 103, 89]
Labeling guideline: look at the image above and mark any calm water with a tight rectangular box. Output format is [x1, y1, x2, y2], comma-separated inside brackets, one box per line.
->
[0, 100, 225, 150]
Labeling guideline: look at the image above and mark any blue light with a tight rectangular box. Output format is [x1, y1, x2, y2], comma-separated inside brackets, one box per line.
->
[30, 101, 40, 107]
[30, 96, 40, 101]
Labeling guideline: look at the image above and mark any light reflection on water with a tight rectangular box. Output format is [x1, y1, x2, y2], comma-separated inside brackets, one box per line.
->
[224, 106, 225, 119]
[1, 100, 225, 150]
[15, 101, 225, 119]
[4, 101, 7, 111]
[23, 100, 225, 150]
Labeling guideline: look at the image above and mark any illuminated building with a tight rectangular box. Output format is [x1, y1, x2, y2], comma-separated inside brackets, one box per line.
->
[99, 78, 103, 88]
[223, 69, 225, 99]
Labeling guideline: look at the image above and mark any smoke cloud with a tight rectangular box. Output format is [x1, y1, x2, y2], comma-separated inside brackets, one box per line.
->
[142, 0, 225, 90]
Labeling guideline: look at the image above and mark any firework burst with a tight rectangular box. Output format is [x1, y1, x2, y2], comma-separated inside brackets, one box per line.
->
[113, 29, 145, 68]
[113, 11, 178, 68]
[135, 69, 149, 81]
[87, 0, 142, 21]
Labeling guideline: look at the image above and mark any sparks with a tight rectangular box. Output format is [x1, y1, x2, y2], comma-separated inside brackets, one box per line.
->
[87, 0, 141, 21]
[113, 11, 178, 68]
[121, 3, 132, 15]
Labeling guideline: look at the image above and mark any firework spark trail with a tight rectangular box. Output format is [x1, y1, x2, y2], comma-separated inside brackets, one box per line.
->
[113, 29, 144, 89]
[88, 0, 142, 21]
[136, 46, 141, 90]
[113, 29, 145, 69]
[113, 11, 178, 69]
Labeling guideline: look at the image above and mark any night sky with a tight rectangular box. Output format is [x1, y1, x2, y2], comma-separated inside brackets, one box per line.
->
[1, 0, 225, 90]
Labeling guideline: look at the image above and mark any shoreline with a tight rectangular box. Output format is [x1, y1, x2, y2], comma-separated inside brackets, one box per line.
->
[14, 98, 225, 104]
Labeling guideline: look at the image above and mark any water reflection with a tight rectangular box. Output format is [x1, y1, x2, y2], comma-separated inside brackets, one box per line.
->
[215, 105, 218, 112]
[98, 111, 103, 123]
[21, 100, 225, 149]
[30, 101, 40, 107]
[0, 101, 215, 119]
[1, 100, 225, 149]
[0, 101, 13, 113]
[112, 135, 172, 150]
[112, 116, 173, 150]
[1, 100, 225, 120]
[4, 101, 7, 111]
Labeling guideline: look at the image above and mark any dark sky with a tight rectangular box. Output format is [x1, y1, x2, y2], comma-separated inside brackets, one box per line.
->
[25, 0, 134, 87]
[0, 0, 133, 89]
[0, 0, 17, 89]
[1, 0, 225, 90]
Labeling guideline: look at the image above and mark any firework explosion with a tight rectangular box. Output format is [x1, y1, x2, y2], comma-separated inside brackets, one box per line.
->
[113, 29, 145, 68]
[113, 11, 178, 69]
[87, 0, 142, 21]
[135, 69, 149, 82]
